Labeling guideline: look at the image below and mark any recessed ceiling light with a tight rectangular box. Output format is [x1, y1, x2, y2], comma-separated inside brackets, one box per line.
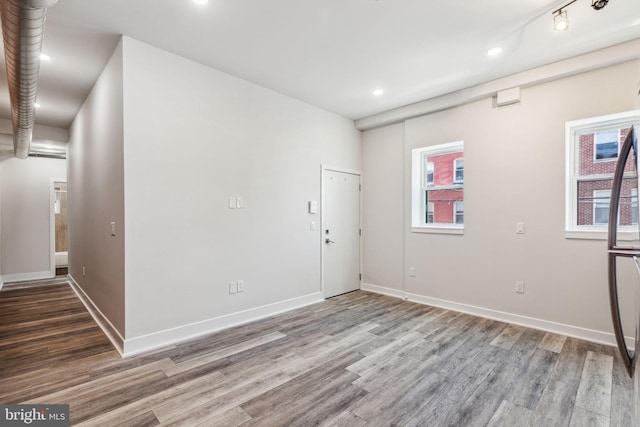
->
[487, 47, 503, 57]
[193, 0, 208, 4]
[372, 89, 384, 97]
[40, 53, 51, 61]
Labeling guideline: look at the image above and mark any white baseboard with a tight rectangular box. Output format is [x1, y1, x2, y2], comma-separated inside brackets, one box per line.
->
[361, 282, 623, 348]
[123, 292, 324, 356]
[1, 270, 54, 284]
[69, 275, 325, 357]
[68, 276, 126, 356]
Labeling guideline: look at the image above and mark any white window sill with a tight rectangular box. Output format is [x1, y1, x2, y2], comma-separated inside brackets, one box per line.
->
[565, 229, 638, 241]
[412, 225, 464, 235]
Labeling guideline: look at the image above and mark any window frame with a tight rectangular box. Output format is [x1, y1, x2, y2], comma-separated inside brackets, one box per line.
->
[565, 110, 640, 240]
[593, 130, 620, 163]
[454, 200, 464, 224]
[633, 188, 638, 226]
[411, 140, 464, 235]
[592, 189, 611, 225]
[453, 158, 464, 184]
[426, 201, 434, 224]
[425, 162, 434, 187]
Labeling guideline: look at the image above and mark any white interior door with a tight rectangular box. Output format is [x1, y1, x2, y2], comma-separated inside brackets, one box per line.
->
[323, 168, 361, 298]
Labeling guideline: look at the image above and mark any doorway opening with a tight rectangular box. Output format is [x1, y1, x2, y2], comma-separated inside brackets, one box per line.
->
[53, 181, 68, 276]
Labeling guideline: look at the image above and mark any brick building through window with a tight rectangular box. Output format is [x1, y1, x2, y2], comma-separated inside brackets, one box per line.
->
[577, 127, 637, 226]
[425, 151, 464, 224]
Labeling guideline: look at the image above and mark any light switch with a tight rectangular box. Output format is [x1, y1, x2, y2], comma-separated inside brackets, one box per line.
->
[310, 221, 316, 231]
[309, 200, 318, 214]
[110, 221, 116, 236]
[236, 197, 244, 209]
[229, 197, 237, 209]
[516, 222, 525, 234]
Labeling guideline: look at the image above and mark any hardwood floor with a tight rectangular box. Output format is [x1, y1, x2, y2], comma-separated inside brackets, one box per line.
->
[0, 282, 634, 426]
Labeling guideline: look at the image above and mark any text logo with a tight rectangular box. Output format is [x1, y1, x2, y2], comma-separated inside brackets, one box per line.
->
[0, 405, 69, 426]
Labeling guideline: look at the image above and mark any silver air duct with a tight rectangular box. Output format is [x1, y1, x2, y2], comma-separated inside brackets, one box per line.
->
[0, 0, 57, 159]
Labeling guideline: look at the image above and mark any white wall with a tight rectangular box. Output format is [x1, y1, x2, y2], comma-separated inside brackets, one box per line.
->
[120, 38, 360, 346]
[0, 156, 66, 282]
[362, 59, 640, 344]
[362, 123, 404, 289]
[68, 40, 125, 337]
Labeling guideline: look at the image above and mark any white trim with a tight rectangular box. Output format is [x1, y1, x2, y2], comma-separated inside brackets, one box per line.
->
[565, 110, 640, 235]
[411, 225, 464, 235]
[361, 282, 627, 348]
[1, 270, 54, 283]
[321, 164, 362, 176]
[68, 275, 125, 356]
[69, 275, 326, 357]
[565, 229, 640, 240]
[123, 292, 324, 356]
[321, 164, 362, 299]
[412, 141, 464, 232]
[361, 282, 405, 299]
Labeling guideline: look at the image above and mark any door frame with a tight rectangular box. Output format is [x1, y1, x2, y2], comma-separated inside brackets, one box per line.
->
[321, 164, 362, 299]
[50, 178, 67, 278]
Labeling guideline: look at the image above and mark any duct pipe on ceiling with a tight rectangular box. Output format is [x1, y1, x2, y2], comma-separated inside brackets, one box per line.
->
[0, 0, 58, 159]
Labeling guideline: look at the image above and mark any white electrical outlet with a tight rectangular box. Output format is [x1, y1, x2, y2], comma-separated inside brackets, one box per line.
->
[515, 281, 525, 294]
[229, 281, 237, 294]
[409, 267, 416, 277]
[237, 280, 245, 293]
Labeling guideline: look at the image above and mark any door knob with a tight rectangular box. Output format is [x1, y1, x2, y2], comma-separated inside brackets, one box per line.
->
[325, 238, 335, 244]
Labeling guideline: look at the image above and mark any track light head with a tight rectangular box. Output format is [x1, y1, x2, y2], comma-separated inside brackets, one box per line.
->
[554, 10, 570, 31]
[591, 0, 609, 10]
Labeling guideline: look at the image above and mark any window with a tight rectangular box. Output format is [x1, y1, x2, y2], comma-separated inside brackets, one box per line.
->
[633, 188, 638, 225]
[592, 190, 610, 225]
[427, 202, 434, 223]
[411, 141, 464, 234]
[426, 162, 434, 187]
[454, 158, 464, 183]
[565, 110, 639, 239]
[594, 130, 619, 161]
[454, 201, 464, 224]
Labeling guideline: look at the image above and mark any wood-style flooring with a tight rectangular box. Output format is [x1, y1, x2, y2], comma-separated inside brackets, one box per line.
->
[0, 282, 634, 426]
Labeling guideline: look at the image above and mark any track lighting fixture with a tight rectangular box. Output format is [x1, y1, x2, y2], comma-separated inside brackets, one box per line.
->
[591, 0, 609, 10]
[553, 9, 570, 31]
[551, 0, 609, 31]
[551, 0, 576, 31]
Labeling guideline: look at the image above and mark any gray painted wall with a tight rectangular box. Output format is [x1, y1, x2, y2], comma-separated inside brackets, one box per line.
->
[68, 36, 361, 349]
[0, 156, 66, 282]
[362, 59, 640, 341]
[68, 40, 126, 337]
[121, 37, 361, 340]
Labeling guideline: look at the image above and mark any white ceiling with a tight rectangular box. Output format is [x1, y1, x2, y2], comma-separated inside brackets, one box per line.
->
[1, 0, 639, 129]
